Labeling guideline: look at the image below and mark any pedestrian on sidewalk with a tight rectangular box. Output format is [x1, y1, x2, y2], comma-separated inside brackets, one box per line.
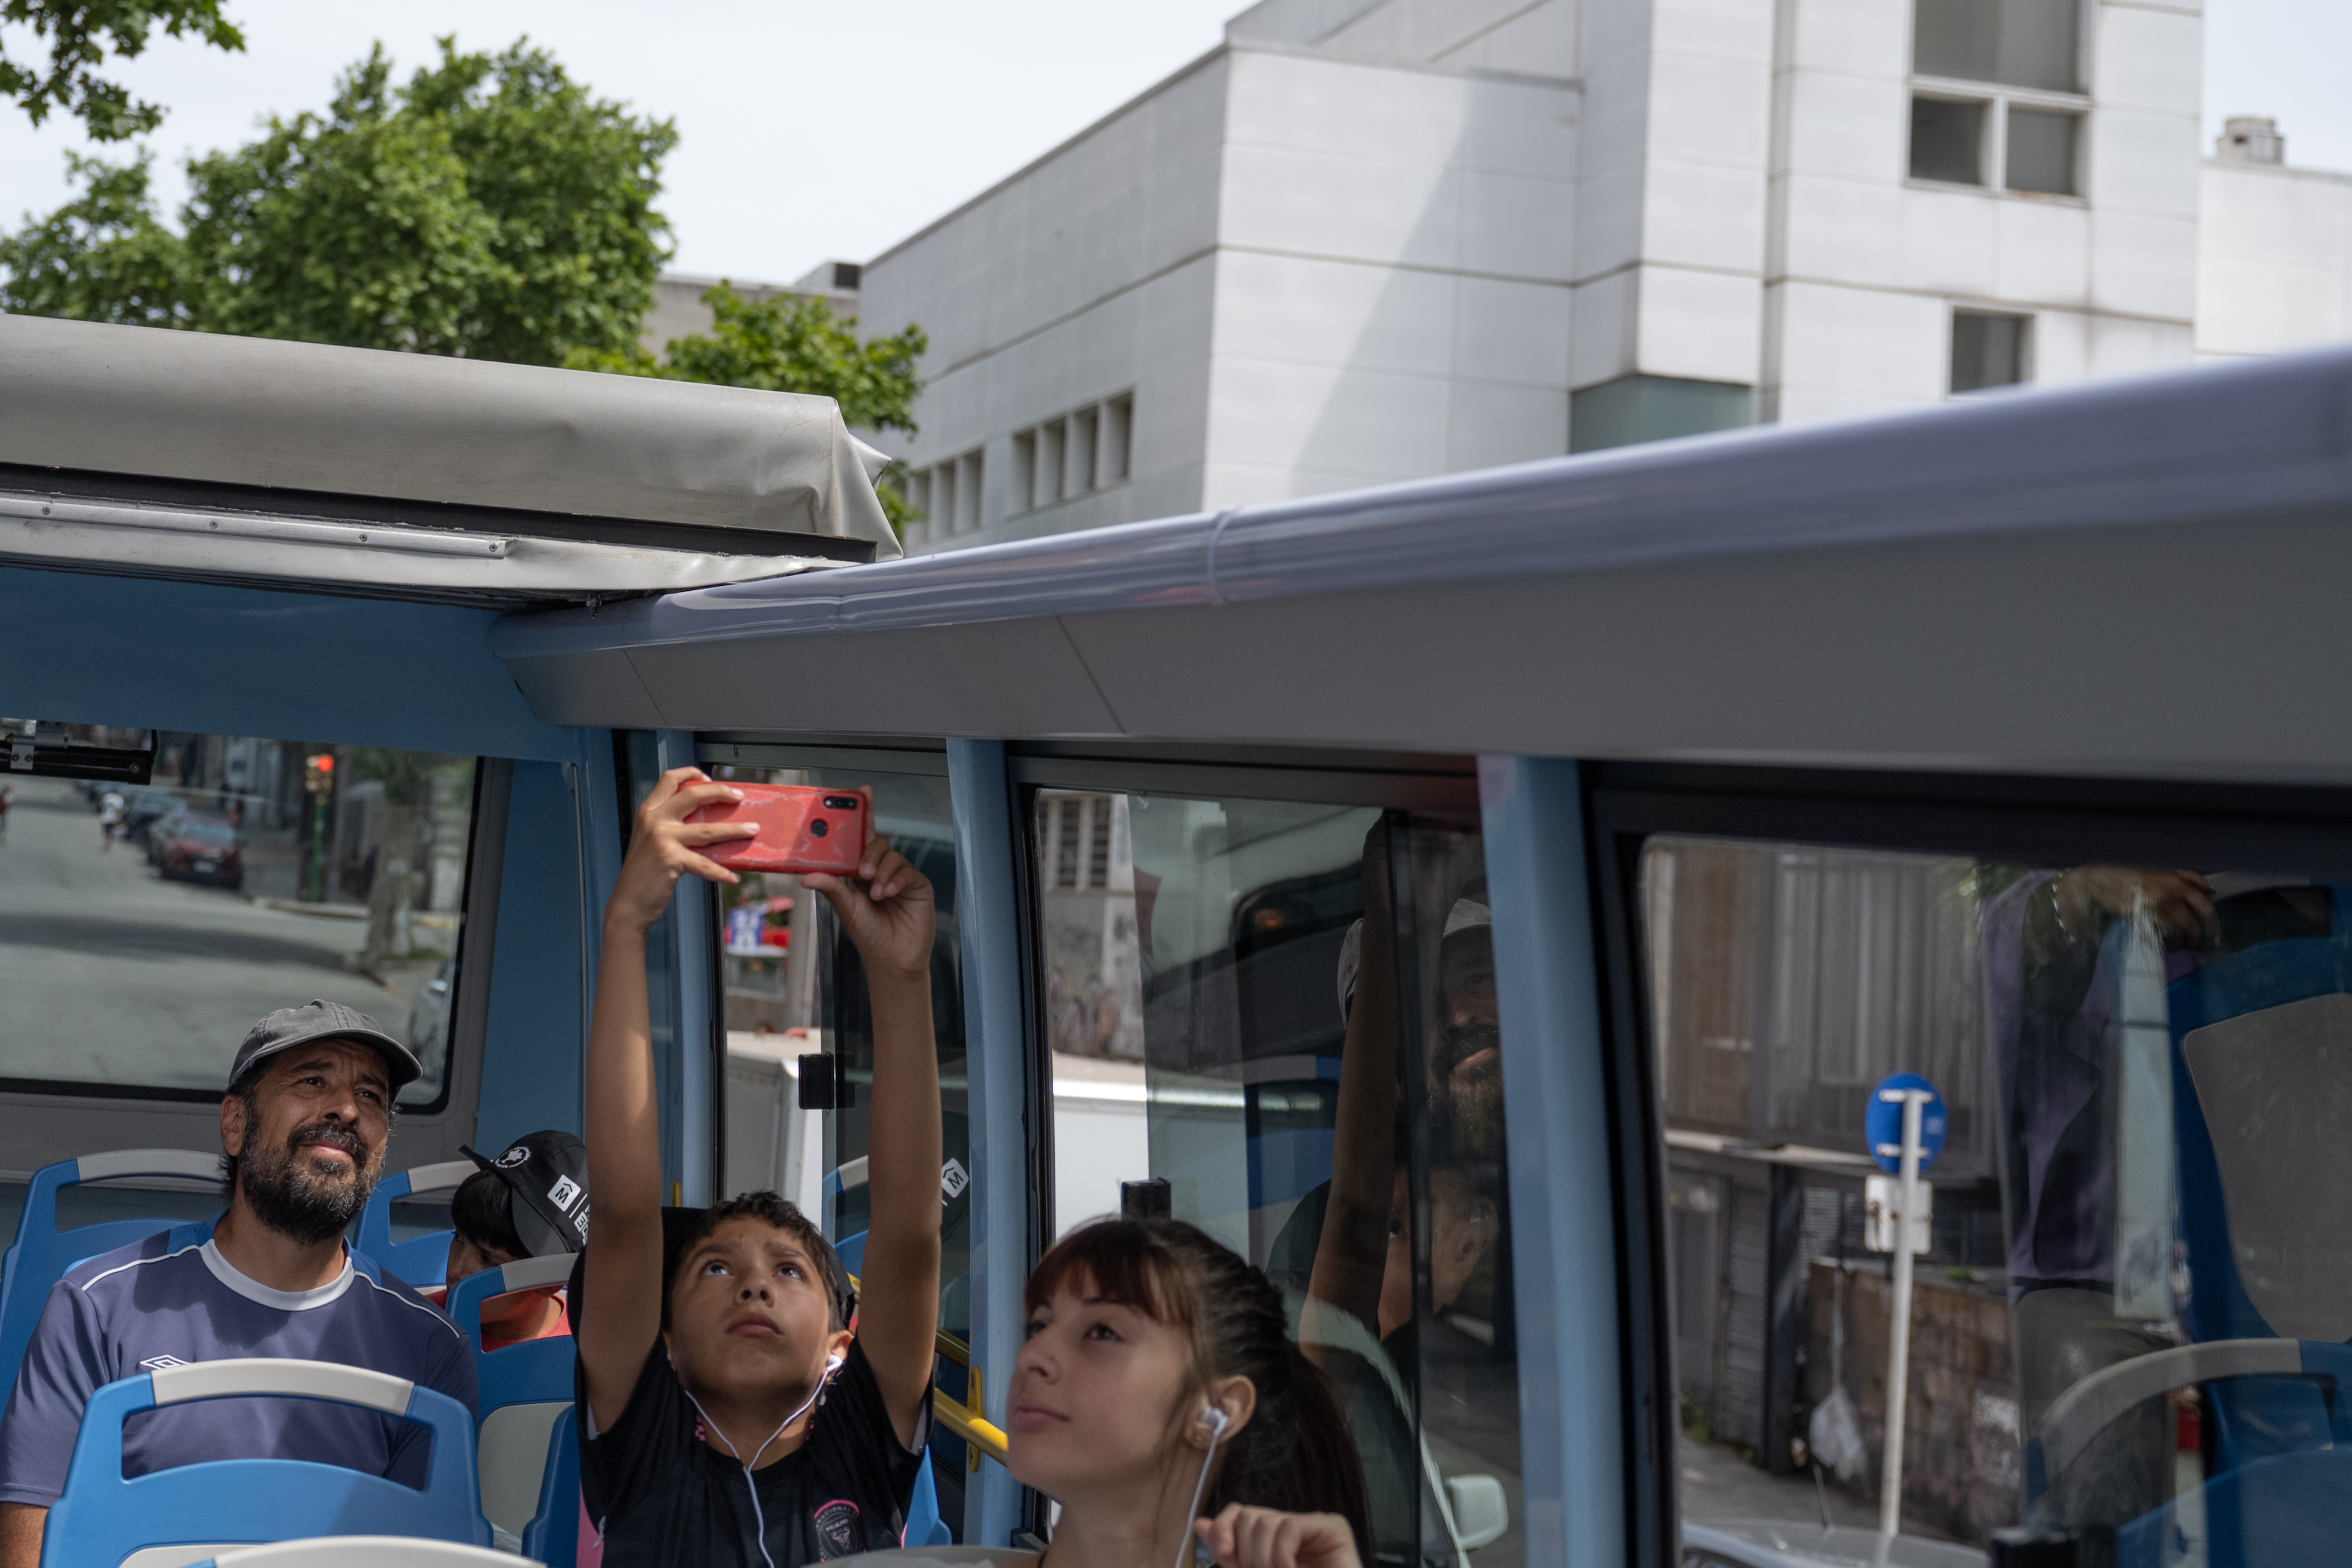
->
[97, 788, 124, 852]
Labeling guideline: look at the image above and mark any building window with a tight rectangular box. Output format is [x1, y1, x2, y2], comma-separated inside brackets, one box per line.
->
[1951, 310, 2029, 394]
[1909, 96, 1986, 185]
[1913, 0, 2078, 93]
[1570, 375, 1752, 455]
[903, 447, 988, 542]
[1010, 391, 1137, 515]
[2005, 106, 2079, 195]
[954, 450, 983, 533]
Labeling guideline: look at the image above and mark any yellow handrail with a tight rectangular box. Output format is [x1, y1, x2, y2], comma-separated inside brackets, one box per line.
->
[847, 1280, 1007, 1468]
[933, 1387, 1010, 1466]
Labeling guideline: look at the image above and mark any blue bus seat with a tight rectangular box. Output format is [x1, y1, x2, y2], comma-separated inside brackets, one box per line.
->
[445, 1255, 575, 1552]
[187, 1539, 520, 1567]
[356, 1161, 477, 1290]
[519, 1407, 581, 1568]
[824, 1231, 951, 1549]
[0, 1149, 221, 1407]
[40, 1356, 488, 1567]
[2163, 903, 2352, 1478]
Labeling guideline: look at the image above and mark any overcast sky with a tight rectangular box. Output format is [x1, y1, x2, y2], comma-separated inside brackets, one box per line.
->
[1, 0, 2345, 286]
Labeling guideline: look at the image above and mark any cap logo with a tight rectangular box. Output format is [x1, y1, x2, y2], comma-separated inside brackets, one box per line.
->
[547, 1175, 582, 1212]
[940, 1158, 970, 1201]
[495, 1146, 530, 1169]
[572, 1202, 591, 1239]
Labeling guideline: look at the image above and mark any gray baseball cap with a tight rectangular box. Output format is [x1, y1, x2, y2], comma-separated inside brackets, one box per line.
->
[229, 1000, 422, 1093]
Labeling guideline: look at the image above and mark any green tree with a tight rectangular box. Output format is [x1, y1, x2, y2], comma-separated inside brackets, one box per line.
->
[0, 37, 676, 365]
[2, 0, 243, 140]
[572, 281, 929, 529]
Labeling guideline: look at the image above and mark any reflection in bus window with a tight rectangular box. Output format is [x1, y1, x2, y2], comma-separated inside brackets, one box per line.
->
[1647, 837, 2352, 1561]
[0, 726, 475, 1104]
[705, 764, 969, 1344]
[1038, 790, 1520, 1567]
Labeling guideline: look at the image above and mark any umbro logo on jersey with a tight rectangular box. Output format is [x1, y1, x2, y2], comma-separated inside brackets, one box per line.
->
[138, 1355, 190, 1371]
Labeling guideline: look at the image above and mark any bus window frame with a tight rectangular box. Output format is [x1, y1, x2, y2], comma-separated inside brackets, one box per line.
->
[1586, 758, 2352, 1565]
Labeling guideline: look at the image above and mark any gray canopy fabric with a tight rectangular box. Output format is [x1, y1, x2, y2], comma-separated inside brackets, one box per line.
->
[0, 314, 901, 590]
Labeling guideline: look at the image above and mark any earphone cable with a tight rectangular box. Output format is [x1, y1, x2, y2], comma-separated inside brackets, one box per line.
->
[1173, 1411, 1228, 1568]
[678, 1354, 843, 1568]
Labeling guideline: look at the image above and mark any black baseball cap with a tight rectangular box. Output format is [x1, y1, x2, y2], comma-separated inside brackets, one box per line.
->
[230, 1000, 422, 1094]
[461, 1130, 591, 1256]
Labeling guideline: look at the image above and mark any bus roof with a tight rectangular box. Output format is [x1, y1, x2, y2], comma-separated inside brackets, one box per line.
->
[492, 343, 2352, 785]
[0, 314, 900, 604]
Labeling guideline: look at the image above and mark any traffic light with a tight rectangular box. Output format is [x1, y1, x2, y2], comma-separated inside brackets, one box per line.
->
[304, 753, 335, 796]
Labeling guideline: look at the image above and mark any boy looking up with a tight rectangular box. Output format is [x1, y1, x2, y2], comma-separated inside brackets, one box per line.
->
[579, 770, 941, 1566]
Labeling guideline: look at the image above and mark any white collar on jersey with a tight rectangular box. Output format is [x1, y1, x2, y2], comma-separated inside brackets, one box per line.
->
[199, 1235, 357, 1311]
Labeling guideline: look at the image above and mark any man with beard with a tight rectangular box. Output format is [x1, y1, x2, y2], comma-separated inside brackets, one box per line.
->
[0, 1001, 477, 1568]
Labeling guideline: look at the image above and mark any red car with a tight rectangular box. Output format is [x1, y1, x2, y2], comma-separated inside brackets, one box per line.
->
[156, 815, 244, 889]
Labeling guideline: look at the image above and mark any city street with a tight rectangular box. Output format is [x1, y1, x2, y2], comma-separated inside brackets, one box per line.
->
[0, 776, 402, 1091]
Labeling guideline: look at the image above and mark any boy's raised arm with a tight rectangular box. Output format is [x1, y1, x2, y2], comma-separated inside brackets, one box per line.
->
[805, 825, 942, 1448]
[580, 769, 754, 1435]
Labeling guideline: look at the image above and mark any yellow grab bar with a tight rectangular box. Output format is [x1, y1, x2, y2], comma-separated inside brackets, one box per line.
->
[845, 1278, 1006, 1468]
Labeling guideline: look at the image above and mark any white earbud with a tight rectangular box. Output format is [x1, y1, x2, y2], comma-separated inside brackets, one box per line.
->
[1177, 1406, 1233, 1568]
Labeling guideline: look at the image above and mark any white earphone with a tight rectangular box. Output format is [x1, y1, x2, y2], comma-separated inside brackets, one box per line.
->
[1176, 1405, 1234, 1568]
[677, 1350, 847, 1568]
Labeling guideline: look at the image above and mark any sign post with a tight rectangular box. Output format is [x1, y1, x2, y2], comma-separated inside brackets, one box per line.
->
[1865, 1073, 1944, 1560]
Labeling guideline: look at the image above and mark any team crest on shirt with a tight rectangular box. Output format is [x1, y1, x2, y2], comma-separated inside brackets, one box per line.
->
[812, 1499, 861, 1560]
[138, 1355, 190, 1371]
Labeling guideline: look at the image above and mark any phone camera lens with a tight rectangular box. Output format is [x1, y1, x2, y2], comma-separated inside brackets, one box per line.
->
[821, 795, 859, 810]
[809, 818, 830, 838]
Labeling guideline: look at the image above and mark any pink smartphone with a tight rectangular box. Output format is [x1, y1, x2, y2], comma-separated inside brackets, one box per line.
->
[689, 784, 869, 875]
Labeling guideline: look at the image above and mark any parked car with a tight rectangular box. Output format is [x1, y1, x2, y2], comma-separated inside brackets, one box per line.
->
[143, 800, 188, 864]
[119, 787, 185, 845]
[154, 815, 243, 888]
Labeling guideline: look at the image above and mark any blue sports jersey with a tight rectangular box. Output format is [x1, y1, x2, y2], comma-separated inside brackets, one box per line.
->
[0, 1216, 477, 1507]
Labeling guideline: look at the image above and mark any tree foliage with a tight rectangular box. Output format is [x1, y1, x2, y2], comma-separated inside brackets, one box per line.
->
[572, 282, 930, 529]
[1, 0, 243, 140]
[0, 37, 677, 365]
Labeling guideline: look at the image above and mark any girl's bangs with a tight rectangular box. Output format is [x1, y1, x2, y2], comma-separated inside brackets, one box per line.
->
[1024, 1219, 1189, 1325]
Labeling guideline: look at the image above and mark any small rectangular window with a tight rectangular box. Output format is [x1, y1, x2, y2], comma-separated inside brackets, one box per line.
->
[930, 464, 955, 538]
[1068, 407, 1098, 495]
[1011, 431, 1036, 513]
[1086, 796, 1112, 889]
[1910, 96, 1986, 185]
[1914, 0, 2078, 92]
[1951, 310, 2028, 393]
[1102, 394, 1133, 484]
[1037, 422, 1065, 509]
[2006, 106, 2079, 195]
[955, 451, 983, 533]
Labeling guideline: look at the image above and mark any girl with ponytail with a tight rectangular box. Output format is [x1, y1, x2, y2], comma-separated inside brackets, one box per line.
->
[839, 1217, 1369, 1568]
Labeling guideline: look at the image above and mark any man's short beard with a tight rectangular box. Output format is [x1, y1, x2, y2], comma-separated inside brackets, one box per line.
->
[238, 1121, 383, 1246]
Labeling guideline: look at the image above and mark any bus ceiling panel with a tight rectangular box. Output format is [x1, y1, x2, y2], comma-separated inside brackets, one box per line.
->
[514, 618, 1122, 737]
[1066, 505, 2352, 782]
[0, 565, 582, 764]
[0, 314, 901, 564]
[491, 341, 2352, 669]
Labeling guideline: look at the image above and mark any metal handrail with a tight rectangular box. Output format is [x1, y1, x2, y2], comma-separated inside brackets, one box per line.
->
[847, 1280, 1008, 1468]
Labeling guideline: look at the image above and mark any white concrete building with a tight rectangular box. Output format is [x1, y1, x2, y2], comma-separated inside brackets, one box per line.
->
[854, 0, 2352, 553]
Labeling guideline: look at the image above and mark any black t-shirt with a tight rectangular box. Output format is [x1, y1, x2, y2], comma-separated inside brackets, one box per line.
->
[579, 1338, 929, 1566]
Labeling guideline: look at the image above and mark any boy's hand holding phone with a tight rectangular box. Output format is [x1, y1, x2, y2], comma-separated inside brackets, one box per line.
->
[606, 769, 759, 937]
[805, 829, 935, 983]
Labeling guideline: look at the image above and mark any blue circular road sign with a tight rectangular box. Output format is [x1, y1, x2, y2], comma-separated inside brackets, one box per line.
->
[1866, 1072, 1947, 1175]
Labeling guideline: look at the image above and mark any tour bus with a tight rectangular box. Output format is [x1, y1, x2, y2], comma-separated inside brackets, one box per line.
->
[4, 306, 2350, 1568]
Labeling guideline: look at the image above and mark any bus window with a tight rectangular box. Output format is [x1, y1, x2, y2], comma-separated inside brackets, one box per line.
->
[0, 728, 477, 1107]
[1037, 789, 1519, 1567]
[1646, 836, 2352, 1560]
[705, 762, 969, 1345]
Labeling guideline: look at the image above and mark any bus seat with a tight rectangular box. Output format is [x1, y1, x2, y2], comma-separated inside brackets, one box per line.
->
[2164, 910, 2352, 1478]
[903, 1449, 951, 1549]
[445, 1255, 575, 1547]
[183, 1539, 520, 1567]
[40, 1357, 487, 1567]
[357, 1161, 478, 1289]
[835, 1230, 867, 1277]
[2114, 1447, 2352, 1568]
[0, 1149, 221, 1406]
[518, 1407, 581, 1568]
